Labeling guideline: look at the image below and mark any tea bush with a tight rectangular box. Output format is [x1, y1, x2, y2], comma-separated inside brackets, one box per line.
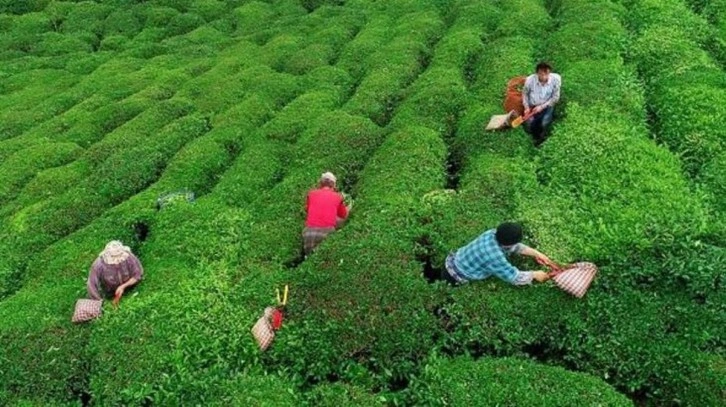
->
[45, 55, 371, 402]
[236, 111, 384, 264]
[261, 91, 339, 143]
[453, 1, 542, 162]
[335, 16, 391, 80]
[429, 2, 724, 406]
[0, 0, 723, 405]
[649, 79, 726, 176]
[0, 110, 204, 276]
[0, 0, 50, 15]
[0, 86, 92, 140]
[305, 383, 384, 406]
[557, 59, 645, 120]
[622, 0, 715, 44]
[704, 0, 726, 63]
[527, 103, 705, 263]
[389, 67, 469, 136]
[103, 8, 144, 38]
[623, 0, 726, 245]
[344, 11, 444, 125]
[61, 1, 113, 35]
[87, 261, 284, 405]
[0, 142, 82, 205]
[492, 0, 550, 38]
[545, 19, 628, 72]
[272, 126, 446, 389]
[412, 356, 632, 406]
[0, 101, 278, 404]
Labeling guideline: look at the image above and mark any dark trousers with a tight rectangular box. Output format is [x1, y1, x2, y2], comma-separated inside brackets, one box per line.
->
[523, 106, 554, 146]
[440, 268, 459, 285]
[440, 253, 464, 286]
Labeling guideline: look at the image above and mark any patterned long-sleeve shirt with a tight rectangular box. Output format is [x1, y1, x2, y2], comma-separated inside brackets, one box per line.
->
[87, 254, 144, 300]
[522, 73, 561, 109]
[453, 229, 533, 285]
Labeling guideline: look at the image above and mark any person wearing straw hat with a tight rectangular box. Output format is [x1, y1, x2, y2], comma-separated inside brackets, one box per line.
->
[441, 222, 551, 286]
[87, 241, 144, 301]
[303, 172, 352, 256]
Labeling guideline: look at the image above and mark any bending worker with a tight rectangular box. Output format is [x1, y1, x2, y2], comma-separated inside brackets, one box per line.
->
[442, 222, 551, 286]
[87, 240, 143, 301]
[303, 172, 352, 256]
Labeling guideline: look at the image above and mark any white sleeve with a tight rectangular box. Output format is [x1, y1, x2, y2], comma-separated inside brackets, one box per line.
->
[513, 271, 534, 285]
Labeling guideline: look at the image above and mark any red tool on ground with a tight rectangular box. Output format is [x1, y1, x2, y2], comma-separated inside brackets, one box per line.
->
[251, 285, 289, 351]
[272, 285, 288, 330]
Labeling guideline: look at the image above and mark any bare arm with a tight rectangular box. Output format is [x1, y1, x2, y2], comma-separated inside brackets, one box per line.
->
[518, 245, 555, 271]
[520, 245, 545, 258]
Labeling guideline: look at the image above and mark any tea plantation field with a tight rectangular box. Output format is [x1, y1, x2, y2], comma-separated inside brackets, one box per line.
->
[0, 0, 724, 406]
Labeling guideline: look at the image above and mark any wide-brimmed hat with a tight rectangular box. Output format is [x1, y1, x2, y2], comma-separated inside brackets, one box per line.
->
[100, 240, 131, 265]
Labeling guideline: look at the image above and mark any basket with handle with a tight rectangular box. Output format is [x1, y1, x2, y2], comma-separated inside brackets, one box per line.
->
[251, 285, 289, 351]
[537, 258, 598, 298]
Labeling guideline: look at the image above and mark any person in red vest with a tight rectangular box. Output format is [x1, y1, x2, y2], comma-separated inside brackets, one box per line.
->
[303, 172, 352, 255]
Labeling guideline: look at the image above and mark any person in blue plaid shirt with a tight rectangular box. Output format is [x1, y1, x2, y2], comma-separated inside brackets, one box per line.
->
[441, 223, 551, 286]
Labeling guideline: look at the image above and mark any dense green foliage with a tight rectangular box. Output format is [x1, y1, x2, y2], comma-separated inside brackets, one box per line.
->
[0, 0, 723, 406]
[620, 0, 726, 245]
[412, 356, 633, 406]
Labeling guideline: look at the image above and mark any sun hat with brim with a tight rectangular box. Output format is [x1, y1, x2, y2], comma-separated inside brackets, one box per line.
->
[100, 240, 131, 265]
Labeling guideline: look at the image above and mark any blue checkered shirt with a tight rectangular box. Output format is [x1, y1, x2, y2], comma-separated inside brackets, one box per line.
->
[453, 229, 530, 284]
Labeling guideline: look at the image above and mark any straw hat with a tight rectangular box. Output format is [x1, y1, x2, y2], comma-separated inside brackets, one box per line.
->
[100, 240, 131, 265]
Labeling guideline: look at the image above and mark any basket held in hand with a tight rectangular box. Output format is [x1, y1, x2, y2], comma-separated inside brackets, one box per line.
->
[549, 262, 598, 298]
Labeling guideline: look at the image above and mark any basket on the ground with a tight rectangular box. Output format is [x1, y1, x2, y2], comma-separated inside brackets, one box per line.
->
[251, 307, 277, 351]
[72, 299, 103, 323]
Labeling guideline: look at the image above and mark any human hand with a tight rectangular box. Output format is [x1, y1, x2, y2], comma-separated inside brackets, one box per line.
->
[115, 286, 125, 299]
[532, 271, 550, 283]
[524, 107, 531, 116]
[535, 254, 552, 267]
[532, 105, 544, 114]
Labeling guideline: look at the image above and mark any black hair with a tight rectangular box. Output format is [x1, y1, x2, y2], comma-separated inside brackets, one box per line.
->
[536, 62, 553, 72]
[495, 222, 523, 246]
